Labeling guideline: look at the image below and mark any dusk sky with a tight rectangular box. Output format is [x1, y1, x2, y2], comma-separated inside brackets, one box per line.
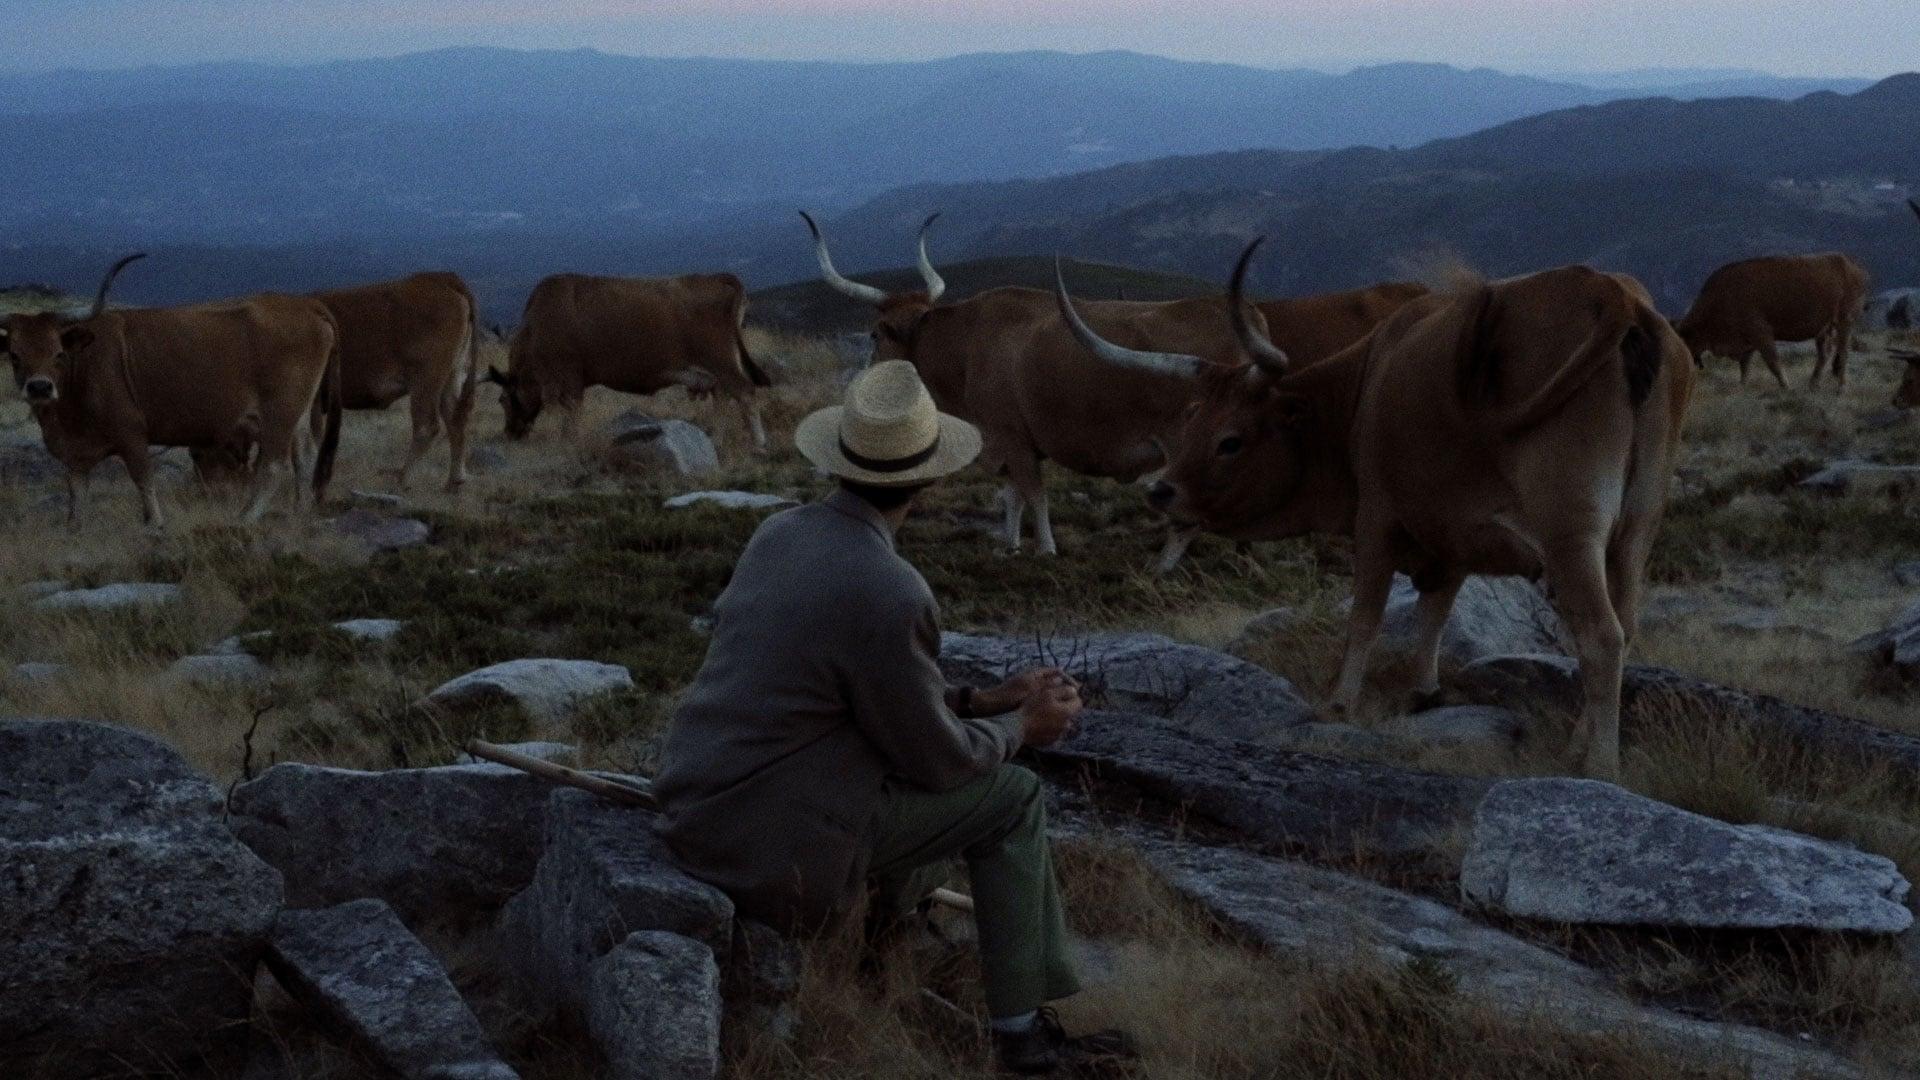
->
[6, 0, 1914, 77]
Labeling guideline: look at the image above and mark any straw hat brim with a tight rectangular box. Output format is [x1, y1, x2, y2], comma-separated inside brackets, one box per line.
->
[794, 406, 983, 487]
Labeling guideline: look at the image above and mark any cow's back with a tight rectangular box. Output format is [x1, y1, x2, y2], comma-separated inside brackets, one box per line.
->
[110, 294, 335, 446]
[515, 272, 745, 398]
[1259, 282, 1429, 368]
[1685, 254, 1866, 342]
[315, 272, 475, 408]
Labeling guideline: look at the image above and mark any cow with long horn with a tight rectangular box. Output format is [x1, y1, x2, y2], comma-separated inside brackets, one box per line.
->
[0, 254, 343, 527]
[804, 210, 1260, 568]
[1089, 239, 1693, 780]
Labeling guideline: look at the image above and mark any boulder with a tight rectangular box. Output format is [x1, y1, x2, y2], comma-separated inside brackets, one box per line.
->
[1716, 609, 1835, 642]
[1224, 606, 1311, 657]
[9, 660, 65, 684]
[166, 652, 271, 688]
[1851, 597, 1920, 678]
[606, 411, 719, 477]
[941, 632, 1313, 742]
[229, 761, 567, 919]
[266, 899, 518, 1080]
[466, 444, 510, 475]
[1638, 592, 1710, 628]
[347, 490, 405, 509]
[1895, 562, 1920, 589]
[1119, 822, 1861, 1080]
[586, 931, 723, 1080]
[664, 491, 798, 512]
[332, 509, 432, 552]
[0, 719, 284, 1079]
[18, 579, 68, 600]
[1033, 712, 1487, 864]
[1462, 778, 1912, 933]
[425, 658, 635, 724]
[34, 581, 181, 613]
[499, 789, 734, 1019]
[1381, 705, 1526, 749]
[1356, 574, 1570, 666]
[210, 631, 274, 656]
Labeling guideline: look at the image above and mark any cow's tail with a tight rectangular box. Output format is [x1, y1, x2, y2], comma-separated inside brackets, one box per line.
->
[1473, 279, 1654, 437]
[731, 283, 773, 388]
[451, 282, 484, 434]
[313, 318, 345, 500]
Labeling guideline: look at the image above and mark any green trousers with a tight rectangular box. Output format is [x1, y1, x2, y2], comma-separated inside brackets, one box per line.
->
[868, 763, 1082, 1018]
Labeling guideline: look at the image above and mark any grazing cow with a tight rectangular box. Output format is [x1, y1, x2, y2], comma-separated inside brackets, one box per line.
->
[0, 255, 342, 526]
[1255, 281, 1429, 368]
[1063, 241, 1693, 779]
[802, 211, 1261, 567]
[1676, 253, 1870, 389]
[313, 272, 483, 491]
[486, 273, 770, 452]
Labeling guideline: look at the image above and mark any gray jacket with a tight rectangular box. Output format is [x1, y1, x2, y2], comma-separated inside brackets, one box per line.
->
[654, 489, 1023, 930]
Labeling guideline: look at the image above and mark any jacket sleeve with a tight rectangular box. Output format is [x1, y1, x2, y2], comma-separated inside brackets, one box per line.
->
[841, 593, 1024, 793]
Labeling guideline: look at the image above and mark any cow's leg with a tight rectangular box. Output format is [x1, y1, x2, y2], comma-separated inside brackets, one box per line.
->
[120, 447, 165, 531]
[1031, 488, 1057, 557]
[999, 484, 1026, 553]
[287, 436, 309, 511]
[1540, 535, 1625, 781]
[1809, 329, 1831, 388]
[1757, 339, 1788, 390]
[1002, 450, 1054, 555]
[440, 383, 471, 491]
[1736, 351, 1751, 383]
[1330, 536, 1396, 716]
[1408, 574, 1465, 700]
[64, 468, 94, 527]
[1833, 318, 1854, 388]
[1153, 527, 1197, 575]
[243, 421, 298, 524]
[737, 395, 770, 456]
[395, 393, 441, 491]
[561, 404, 583, 439]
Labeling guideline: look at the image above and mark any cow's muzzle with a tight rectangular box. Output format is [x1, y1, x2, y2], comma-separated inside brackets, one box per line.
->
[1146, 481, 1177, 512]
[22, 377, 55, 403]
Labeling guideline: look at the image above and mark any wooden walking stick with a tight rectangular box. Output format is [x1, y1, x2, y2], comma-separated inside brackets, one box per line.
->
[464, 739, 976, 914]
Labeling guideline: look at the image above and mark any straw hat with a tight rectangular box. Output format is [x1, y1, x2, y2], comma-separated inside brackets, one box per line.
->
[795, 360, 982, 487]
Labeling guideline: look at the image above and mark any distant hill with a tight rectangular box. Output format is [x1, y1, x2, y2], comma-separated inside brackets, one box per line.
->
[750, 255, 1221, 334]
[763, 75, 1920, 314]
[0, 47, 1857, 254]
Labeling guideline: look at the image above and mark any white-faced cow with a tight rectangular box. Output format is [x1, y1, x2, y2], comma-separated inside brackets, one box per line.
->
[486, 273, 770, 452]
[803, 211, 1267, 568]
[1676, 253, 1870, 389]
[0, 255, 343, 526]
[1063, 240, 1694, 780]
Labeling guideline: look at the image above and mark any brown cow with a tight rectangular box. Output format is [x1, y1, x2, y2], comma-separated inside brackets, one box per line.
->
[1676, 253, 1869, 389]
[1895, 348, 1920, 409]
[1255, 281, 1429, 368]
[1, 255, 342, 526]
[485, 273, 770, 451]
[803, 211, 1262, 567]
[313, 272, 483, 491]
[1063, 241, 1693, 779]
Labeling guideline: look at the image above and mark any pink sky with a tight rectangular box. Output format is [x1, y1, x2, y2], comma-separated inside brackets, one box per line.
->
[9, 0, 1913, 77]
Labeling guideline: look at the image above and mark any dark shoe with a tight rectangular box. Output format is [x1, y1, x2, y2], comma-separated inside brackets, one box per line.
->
[993, 1007, 1139, 1075]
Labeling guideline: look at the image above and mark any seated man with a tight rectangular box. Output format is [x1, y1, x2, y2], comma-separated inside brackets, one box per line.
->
[655, 361, 1133, 1075]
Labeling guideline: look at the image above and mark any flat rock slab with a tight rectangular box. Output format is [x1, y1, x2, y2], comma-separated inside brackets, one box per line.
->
[268, 899, 517, 1080]
[1355, 573, 1570, 666]
[332, 509, 432, 552]
[34, 581, 182, 612]
[664, 491, 798, 512]
[1462, 778, 1912, 933]
[457, 740, 580, 767]
[335, 617, 405, 642]
[1, 719, 284, 1079]
[587, 931, 722, 1080]
[942, 632, 1314, 743]
[1798, 459, 1920, 494]
[499, 789, 734, 1020]
[425, 658, 635, 724]
[1115, 822, 1859, 1080]
[9, 660, 65, 684]
[1380, 705, 1526, 748]
[1851, 597, 1920, 677]
[1033, 711, 1487, 864]
[230, 761, 575, 919]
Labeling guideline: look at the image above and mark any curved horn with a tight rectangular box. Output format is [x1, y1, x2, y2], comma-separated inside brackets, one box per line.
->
[1229, 238, 1291, 375]
[916, 212, 947, 302]
[799, 211, 888, 307]
[86, 252, 148, 320]
[1054, 257, 1205, 380]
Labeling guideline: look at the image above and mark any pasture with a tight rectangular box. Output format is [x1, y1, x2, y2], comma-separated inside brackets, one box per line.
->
[4, 321, 1920, 1078]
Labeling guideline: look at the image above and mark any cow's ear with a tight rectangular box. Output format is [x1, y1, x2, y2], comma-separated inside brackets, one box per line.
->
[484, 365, 507, 385]
[59, 326, 93, 354]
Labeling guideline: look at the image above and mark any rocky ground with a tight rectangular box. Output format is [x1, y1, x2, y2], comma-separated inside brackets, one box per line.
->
[3, 327, 1920, 1079]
